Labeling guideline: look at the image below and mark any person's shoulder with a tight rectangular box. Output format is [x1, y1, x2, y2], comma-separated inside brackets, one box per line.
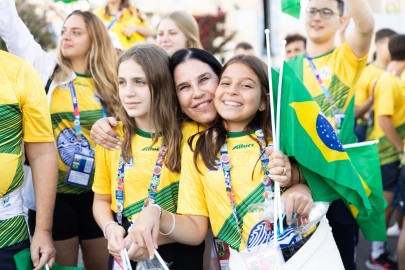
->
[0, 50, 36, 80]
[93, 7, 105, 17]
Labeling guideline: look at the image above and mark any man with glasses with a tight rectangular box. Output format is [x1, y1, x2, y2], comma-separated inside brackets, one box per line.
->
[288, 0, 375, 269]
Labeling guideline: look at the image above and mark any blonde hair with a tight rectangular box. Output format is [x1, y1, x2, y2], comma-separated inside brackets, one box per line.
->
[117, 44, 182, 172]
[54, 10, 120, 117]
[158, 11, 202, 49]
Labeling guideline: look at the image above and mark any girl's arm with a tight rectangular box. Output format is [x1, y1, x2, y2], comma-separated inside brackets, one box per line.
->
[93, 193, 126, 258]
[0, 0, 57, 85]
[129, 205, 208, 260]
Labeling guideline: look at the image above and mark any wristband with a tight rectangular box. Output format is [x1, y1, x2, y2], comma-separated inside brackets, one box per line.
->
[103, 221, 118, 239]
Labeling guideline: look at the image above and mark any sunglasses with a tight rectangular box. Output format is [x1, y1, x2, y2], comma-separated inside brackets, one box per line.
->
[306, 7, 337, 19]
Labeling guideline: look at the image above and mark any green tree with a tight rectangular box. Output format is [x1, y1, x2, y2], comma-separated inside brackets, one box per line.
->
[0, 0, 56, 51]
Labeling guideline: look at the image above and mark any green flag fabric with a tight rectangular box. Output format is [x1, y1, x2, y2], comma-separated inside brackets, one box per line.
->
[344, 141, 387, 241]
[14, 248, 84, 270]
[54, 0, 80, 3]
[271, 64, 371, 218]
[281, 0, 301, 19]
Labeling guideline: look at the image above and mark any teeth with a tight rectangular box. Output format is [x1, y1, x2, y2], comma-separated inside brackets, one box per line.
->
[195, 102, 209, 108]
[224, 101, 241, 106]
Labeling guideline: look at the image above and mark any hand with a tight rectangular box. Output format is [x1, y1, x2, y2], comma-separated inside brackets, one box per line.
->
[90, 117, 121, 150]
[281, 184, 313, 225]
[123, 25, 137, 37]
[106, 223, 126, 258]
[30, 229, 56, 270]
[125, 237, 150, 261]
[128, 206, 161, 260]
[266, 148, 292, 187]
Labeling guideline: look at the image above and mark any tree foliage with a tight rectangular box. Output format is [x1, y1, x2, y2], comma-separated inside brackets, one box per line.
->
[0, 0, 56, 51]
[194, 9, 236, 55]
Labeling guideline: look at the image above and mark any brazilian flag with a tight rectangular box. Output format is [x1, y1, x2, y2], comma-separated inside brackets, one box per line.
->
[344, 141, 387, 241]
[270, 64, 371, 219]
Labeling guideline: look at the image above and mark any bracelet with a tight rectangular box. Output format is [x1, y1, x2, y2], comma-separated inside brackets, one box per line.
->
[148, 204, 162, 218]
[103, 221, 118, 239]
[159, 212, 175, 236]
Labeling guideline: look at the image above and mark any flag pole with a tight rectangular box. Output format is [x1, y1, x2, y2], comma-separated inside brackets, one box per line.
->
[275, 40, 287, 233]
[264, 29, 284, 239]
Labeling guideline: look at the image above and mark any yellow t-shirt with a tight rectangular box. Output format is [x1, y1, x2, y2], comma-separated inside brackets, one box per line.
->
[94, 7, 151, 50]
[178, 131, 278, 251]
[50, 74, 104, 194]
[93, 123, 179, 221]
[302, 42, 368, 143]
[354, 63, 386, 106]
[368, 72, 405, 165]
[0, 51, 53, 248]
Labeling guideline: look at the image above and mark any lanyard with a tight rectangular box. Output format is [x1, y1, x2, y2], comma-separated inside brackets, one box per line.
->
[69, 82, 108, 142]
[305, 54, 340, 113]
[69, 82, 82, 142]
[218, 129, 273, 244]
[107, 11, 122, 30]
[115, 141, 168, 225]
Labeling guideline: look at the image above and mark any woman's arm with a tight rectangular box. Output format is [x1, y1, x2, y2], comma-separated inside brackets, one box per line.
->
[0, 0, 57, 85]
[90, 117, 122, 150]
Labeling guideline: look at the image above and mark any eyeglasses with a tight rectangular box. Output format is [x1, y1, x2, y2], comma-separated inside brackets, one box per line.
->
[306, 7, 336, 19]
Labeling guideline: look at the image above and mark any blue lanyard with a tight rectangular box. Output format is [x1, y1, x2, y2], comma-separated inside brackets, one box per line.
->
[218, 129, 273, 243]
[69, 82, 82, 142]
[115, 141, 167, 225]
[305, 54, 339, 112]
[107, 11, 122, 30]
[69, 82, 108, 142]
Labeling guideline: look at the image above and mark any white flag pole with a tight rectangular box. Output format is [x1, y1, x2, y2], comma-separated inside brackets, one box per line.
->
[264, 29, 282, 241]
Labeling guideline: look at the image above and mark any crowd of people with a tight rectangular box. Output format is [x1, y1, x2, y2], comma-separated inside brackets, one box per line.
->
[1, 0, 405, 269]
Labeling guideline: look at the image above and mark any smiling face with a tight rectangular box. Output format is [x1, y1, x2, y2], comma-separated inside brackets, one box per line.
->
[174, 59, 219, 125]
[305, 0, 343, 44]
[215, 62, 265, 132]
[118, 59, 152, 129]
[60, 14, 91, 61]
[157, 18, 188, 57]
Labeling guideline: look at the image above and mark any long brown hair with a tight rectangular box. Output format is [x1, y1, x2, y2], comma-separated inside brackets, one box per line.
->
[54, 10, 120, 117]
[118, 44, 182, 172]
[104, 0, 134, 17]
[192, 55, 272, 172]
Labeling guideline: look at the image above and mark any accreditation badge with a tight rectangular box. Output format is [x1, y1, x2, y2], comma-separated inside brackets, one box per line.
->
[65, 149, 94, 188]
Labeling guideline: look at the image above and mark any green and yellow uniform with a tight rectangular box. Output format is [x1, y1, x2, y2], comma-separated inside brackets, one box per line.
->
[50, 73, 104, 194]
[93, 123, 179, 220]
[0, 51, 53, 248]
[94, 7, 151, 50]
[354, 63, 386, 106]
[178, 131, 273, 251]
[368, 72, 405, 165]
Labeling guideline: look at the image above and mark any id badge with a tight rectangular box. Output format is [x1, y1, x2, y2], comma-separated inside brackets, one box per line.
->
[240, 244, 285, 270]
[213, 237, 230, 270]
[333, 113, 345, 134]
[65, 151, 94, 188]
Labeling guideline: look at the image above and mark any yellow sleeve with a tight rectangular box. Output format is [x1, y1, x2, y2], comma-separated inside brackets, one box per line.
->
[18, 62, 53, 142]
[93, 144, 113, 195]
[354, 72, 369, 106]
[374, 76, 395, 117]
[177, 141, 209, 217]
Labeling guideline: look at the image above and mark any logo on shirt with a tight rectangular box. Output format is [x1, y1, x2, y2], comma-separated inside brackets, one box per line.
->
[319, 67, 332, 81]
[57, 128, 94, 166]
[232, 143, 254, 150]
[141, 147, 159, 151]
